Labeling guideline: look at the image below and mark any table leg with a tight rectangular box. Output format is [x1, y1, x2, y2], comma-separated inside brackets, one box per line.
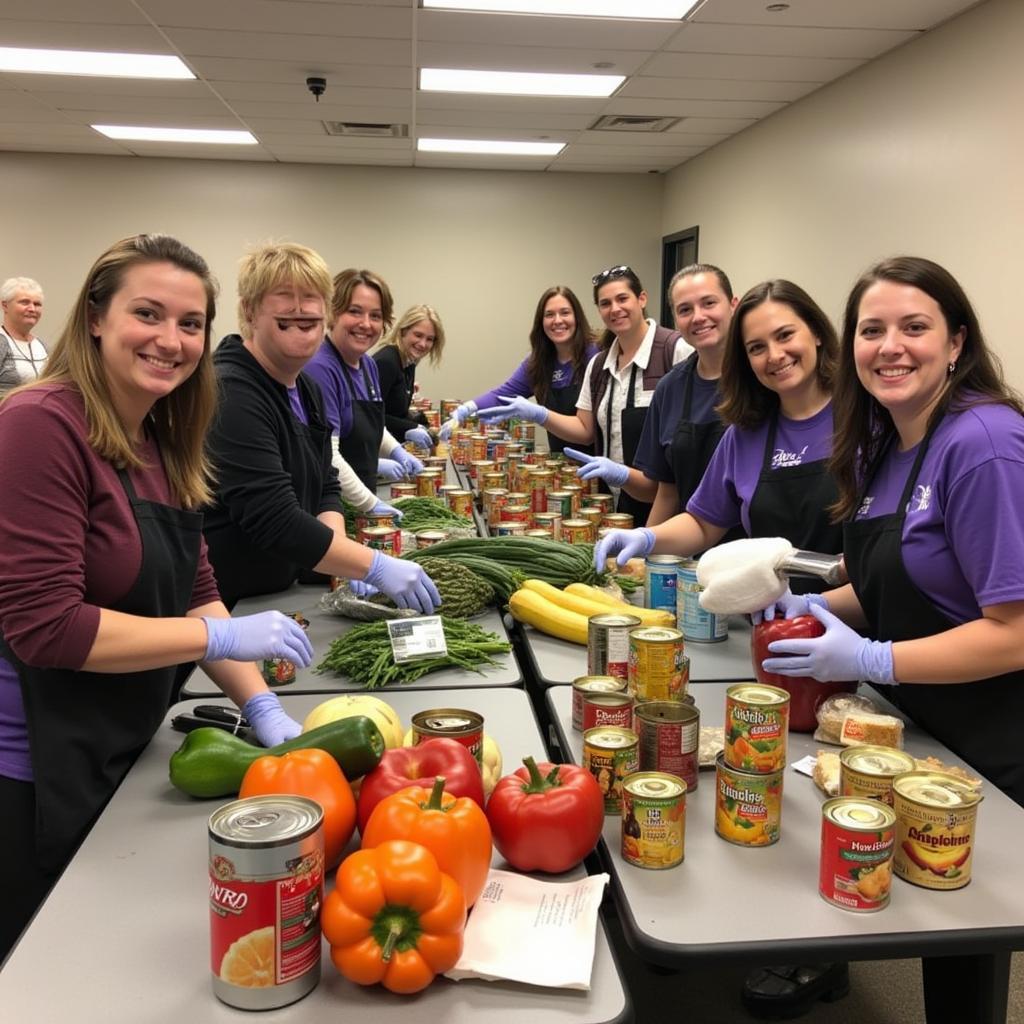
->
[921, 952, 1010, 1024]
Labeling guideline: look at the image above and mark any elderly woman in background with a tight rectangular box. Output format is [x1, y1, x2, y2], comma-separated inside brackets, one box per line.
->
[373, 303, 446, 448]
[1, 277, 47, 392]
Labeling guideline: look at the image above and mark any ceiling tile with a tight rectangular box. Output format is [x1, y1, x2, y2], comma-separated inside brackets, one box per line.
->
[620, 76, 817, 102]
[0, 1, 148, 25]
[603, 95, 785, 119]
[185, 58, 408, 88]
[690, 0, 979, 32]
[0, 18, 169, 50]
[416, 40, 648, 75]
[213, 80, 413, 102]
[666, 21, 917, 59]
[165, 28, 410, 66]
[417, 109, 594, 130]
[643, 51, 863, 82]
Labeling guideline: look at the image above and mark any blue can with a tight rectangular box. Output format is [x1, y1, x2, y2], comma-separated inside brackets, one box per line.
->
[644, 555, 682, 614]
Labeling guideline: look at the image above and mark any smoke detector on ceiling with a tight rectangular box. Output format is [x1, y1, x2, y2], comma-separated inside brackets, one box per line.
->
[322, 121, 408, 138]
[590, 114, 681, 133]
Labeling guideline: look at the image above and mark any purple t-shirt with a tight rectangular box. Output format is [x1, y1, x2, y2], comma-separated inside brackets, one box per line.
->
[287, 385, 308, 426]
[687, 402, 834, 535]
[635, 355, 722, 482]
[853, 401, 1024, 624]
[303, 340, 382, 440]
[472, 345, 600, 410]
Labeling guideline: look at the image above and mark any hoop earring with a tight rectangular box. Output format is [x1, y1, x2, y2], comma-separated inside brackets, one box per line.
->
[948, 361, 958, 376]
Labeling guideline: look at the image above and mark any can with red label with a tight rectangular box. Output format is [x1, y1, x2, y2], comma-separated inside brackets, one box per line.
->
[532, 511, 562, 540]
[578, 506, 605, 529]
[470, 435, 489, 461]
[588, 613, 642, 681]
[634, 700, 701, 792]
[209, 796, 324, 1010]
[354, 511, 396, 532]
[562, 519, 595, 544]
[501, 503, 531, 524]
[416, 469, 444, 497]
[411, 708, 484, 767]
[529, 469, 554, 513]
[819, 798, 896, 912]
[446, 489, 473, 518]
[262, 612, 310, 687]
[583, 691, 634, 731]
[390, 481, 418, 500]
[358, 525, 401, 556]
[572, 674, 627, 731]
[494, 521, 527, 536]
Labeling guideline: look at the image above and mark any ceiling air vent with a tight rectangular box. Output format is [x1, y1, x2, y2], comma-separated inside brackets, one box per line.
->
[322, 121, 408, 138]
[589, 114, 681, 133]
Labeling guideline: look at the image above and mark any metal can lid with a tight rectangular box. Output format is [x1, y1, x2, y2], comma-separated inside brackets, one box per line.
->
[562, 519, 593, 527]
[414, 529, 449, 540]
[634, 699, 699, 725]
[585, 693, 634, 709]
[624, 771, 686, 800]
[630, 626, 684, 643]
[892, 771, 983, 807]
[413, 708, 484, 733]
[645, 555, 684, 567]
[727, 682, 790, 706]
[588, 613, 643, 628]
[840, 745, 916, 776]
[584, 725, 638, 748]
[209, 795, 323, 847]
[823, 797, 897, 831]
[573, 675, 626, 693]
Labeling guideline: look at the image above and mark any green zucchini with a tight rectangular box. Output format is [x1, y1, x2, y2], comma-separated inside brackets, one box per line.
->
[168, 716, 385, 798]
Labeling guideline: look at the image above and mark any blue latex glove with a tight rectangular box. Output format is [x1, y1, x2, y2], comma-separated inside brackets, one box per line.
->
[364, 549, 442, 614]
[370, 499, 403, 522]
[203, 612, 314, 667]
[242, 692, 303, 748]
[751, 588, 829, 625]
[391, 446, 424, 476]
[761, 603, 894, 685]
[593, 527, 656, 572]
[404, 427, 433, 450]
[439, 401, 476, 441]
[377, 457, 406, 481]
[348, 578, 379, 598]
[476, 395, 549, 426]
[563, 447, 630, 488]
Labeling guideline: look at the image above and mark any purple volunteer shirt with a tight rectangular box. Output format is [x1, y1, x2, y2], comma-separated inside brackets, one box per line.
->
[853, 400, 1024, 624]
[287, 385, 308, 426]
[303, 340, 382, 440]
[472, 345, 600, 410]
[687, 402, 834, 535]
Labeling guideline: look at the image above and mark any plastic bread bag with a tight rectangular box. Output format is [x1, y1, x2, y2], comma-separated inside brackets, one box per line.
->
[318, 583, 418, 622]
[813, 692, 882, 744]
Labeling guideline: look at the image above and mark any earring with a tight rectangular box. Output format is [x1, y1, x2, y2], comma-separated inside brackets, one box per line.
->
[948, 361, 958, 376]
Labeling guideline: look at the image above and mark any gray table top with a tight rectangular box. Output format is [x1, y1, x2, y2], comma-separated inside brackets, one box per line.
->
[0, 689, 628, 1024]
[182, 584, 521, 696]
[521, 614, 755, 686]
[546, 683, 1024, 967]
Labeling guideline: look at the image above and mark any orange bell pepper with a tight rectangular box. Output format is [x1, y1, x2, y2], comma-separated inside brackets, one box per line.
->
[239, 748, 356, 868]
[322, 839, 466, 994]
[361, 776, 492, 907]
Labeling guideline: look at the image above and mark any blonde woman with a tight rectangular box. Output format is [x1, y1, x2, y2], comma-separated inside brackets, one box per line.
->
[0, 276, 47, 392]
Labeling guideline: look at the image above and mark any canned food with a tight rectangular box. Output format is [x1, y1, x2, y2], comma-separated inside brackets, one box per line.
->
[561, 483, 584, 516]
[587, 613, 641, 681]
[532, 511, 561, 541]
[714, 753, 783, 847]
[411, 709, 484, 768]
[583, 726, 639, 815]
[586, 493, 613, 513]
[262, 612, 311, 687]
[453, 434, 472, 466]
[840, 746, 916, 806]
[441, 399, 462, 419]
[422, 455, 448, 470]
[481, 470, 506, 491]
[628, 626, 688, 702]
[621, 772, 686, 869]
[583, 692, 634, 732]
[468, 459, 494, 482]
[446, 489, 473, 518]
[892, 771, 983, 890]
[819, 798, 897, 912]
[512, 421, 534, 441]
[634, 700, 701, 793]
[505, 490, 530, 507]
[209, 796, 324, 1010]
[482, 488, 508, 526]
[724, 683, 789, 774]
[416, 470, 444, 497]
[470, 435, 488, 461]
[547, 490, 574, 518]
[488, 440, 508, 462]
[424, 409, 441, 430]
[677, 558, 728, 643]
[355, 511, 396, 532]
[494, 521, 527, 536]
[578, 506, 605, 529]
[437, 483, 459, 500]
[358, 525, 401, 556]
[562, 518, 595, 544]
[645, 555, 682, 614]
[524, 528, 552, 539]
[501, 503, 531, 524]
[506, 443, 525, 458]
[414, 529, 449, 548]
[390, 482, 418, 500]
[530, 469, 554, 513]
[602, 512, 634, 530]
[571, 674, 627, 730]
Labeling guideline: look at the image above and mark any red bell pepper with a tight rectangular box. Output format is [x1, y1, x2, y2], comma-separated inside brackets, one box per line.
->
[357, 738, 484, 834]
[486, 756, 604, 873]
[751, 614, 825, 689]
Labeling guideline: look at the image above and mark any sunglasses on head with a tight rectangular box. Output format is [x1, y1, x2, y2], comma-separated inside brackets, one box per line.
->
[592, 265, 635, 287]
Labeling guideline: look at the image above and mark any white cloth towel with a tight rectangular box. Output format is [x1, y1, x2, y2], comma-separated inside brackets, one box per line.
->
[696, 537, 794, 615]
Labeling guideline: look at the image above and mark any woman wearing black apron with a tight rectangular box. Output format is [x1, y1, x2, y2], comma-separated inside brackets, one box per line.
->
[305, 268, 423, 492]
[595, 280, 842, 579]
[477, 268, 690, 526]
[0, 236, 314, 961]
[439, 286, 598, 454]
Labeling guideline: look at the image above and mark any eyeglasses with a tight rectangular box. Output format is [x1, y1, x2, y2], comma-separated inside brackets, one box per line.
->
[592, 265, 634, 287]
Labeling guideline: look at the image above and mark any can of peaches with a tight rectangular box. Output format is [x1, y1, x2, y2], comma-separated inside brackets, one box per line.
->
[819, 798, 896, 912]
[723, 683, 789, 774]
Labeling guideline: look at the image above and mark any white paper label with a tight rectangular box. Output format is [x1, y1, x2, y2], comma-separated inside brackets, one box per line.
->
[387, 616, 447, 663]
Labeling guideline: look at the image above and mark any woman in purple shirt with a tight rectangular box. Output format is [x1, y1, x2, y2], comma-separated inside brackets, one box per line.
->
[438, 285, 598, 453]
[762, 257, 1024, 807]
[595, 280, 842, 580]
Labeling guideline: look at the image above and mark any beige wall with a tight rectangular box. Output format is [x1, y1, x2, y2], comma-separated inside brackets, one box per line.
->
[661, 0, 1023, 386]
[1, 153, 663, 402]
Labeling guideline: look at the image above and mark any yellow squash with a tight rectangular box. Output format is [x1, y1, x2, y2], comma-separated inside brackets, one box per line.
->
[508, 587, 589, 645]
[559, 581, 676, 628]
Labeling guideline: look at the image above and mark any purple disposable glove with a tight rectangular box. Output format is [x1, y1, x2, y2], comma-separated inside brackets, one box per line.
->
[476, 395, 549, 426]
[370, 499, 403, 522]
[761, 602, 894, 685]
[563, 447, 629, 488]
[593, 527, 656, 572]
[751, 588, 829, 625]
[404, 427, 433, 450]
[348, 578, 379, 598]
[439, 402, 476, 441]
[242, 692, 303, 748]
[364, 549, 442, 614]
[377, 457, 406, 481]
[203, 612, 313, 667]
[391, 446, 424, 476]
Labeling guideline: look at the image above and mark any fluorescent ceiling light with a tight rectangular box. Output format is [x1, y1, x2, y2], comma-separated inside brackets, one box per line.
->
[418, 137, 564, 156]
[421, 68, 622, 98]
[421, 1, 699, 17]
[92, 125, 257, 145]
[0, 46, 193, 79]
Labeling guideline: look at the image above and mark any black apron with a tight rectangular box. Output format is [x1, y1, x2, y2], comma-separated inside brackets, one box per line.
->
[747, 410, 842, 596]
[335, 348, 385, 492]
[6, 467, 202, 872]
[544, 369, 588, 456]
[605, 363, 653, 526]
[844, 423, 1024, 805]
[668, 354, 728, 512]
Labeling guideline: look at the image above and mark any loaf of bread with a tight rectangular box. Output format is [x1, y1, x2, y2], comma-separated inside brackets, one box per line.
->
[813, 751, 841, 796]
[839, 712, 905, 748]
[813, 692, 881, 744]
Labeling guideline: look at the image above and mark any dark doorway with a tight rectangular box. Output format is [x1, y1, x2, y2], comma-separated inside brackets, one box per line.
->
[661, 226, 699, 326]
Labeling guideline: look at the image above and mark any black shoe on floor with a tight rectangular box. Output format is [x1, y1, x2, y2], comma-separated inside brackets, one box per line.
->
[741, 963, 851, 1020]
